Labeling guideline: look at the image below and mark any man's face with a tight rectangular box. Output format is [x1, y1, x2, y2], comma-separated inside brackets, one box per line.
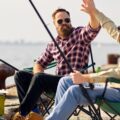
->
[54, 12, 73, 38]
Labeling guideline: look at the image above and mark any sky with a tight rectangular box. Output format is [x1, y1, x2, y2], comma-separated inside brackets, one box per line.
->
[0, 0, 120, 44]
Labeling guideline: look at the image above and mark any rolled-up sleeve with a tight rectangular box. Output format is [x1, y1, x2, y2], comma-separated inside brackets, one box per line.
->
[79, 24, 101, 44]
[36, 43, 54, 69]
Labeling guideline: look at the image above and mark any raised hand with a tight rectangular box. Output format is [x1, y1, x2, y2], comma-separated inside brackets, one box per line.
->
[81, 0, 96, 15]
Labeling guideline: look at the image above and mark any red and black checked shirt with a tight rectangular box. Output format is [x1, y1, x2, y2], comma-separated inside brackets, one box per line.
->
[36, 25, 100, 75]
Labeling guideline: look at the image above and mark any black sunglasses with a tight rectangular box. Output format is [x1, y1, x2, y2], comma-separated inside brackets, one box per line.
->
[57, 18, 70, 25]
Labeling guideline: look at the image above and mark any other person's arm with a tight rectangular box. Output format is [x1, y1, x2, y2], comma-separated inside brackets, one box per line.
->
[82, 0, 120, 42]
[70, 67, 120, 84]
[94, 10, 120, 42]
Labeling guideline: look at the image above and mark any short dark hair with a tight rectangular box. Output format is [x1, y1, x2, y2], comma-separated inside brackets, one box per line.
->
[52, 8, 70, 20]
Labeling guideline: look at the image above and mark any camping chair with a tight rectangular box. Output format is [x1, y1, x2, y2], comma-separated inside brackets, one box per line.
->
[67, 46, 103, 120]
[0, 44, 97, 119]
[96, 77, 120, 120]
[71, 77, 120, 120]
[23, 45, 96, 117]
[24, 62, 97, 117]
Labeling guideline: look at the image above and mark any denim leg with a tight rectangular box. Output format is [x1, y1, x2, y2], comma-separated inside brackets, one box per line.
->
[54, 76, 73, 105]
[46, 85, 89, 120]
[46, 81, 120, 120]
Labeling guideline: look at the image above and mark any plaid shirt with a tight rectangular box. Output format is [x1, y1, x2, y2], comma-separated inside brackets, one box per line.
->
[36, 25, 100, 75]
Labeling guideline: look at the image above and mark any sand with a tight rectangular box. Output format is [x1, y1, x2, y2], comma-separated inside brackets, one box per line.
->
[3, 86, 120, 120]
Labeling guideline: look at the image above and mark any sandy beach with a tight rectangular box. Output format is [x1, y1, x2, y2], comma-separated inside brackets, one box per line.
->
[2, 85, 120, 120]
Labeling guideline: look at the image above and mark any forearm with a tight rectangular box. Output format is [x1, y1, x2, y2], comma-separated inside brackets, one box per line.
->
[71, 68, 120, 84]
[89, 13, 100, 29]
[33, 63, 44, 74]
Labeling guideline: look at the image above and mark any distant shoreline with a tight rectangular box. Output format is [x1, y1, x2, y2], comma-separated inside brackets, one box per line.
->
[0, 41, 119, 46]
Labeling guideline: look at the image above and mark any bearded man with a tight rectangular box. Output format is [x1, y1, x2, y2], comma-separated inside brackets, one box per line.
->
[13, 8, 100, 120]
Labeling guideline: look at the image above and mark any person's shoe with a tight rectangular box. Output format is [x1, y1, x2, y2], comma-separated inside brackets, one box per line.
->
[26, 112, 43, 120]
[11, 112, 26, 120]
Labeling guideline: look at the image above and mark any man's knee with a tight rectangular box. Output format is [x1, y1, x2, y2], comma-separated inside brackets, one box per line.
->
[14, 70, 32, 83]
[68, 85, 79, 95]
[32, 72, 45, 80]
[31, 73, 47, 86]
[58, 76, 72, 88]
[14, 71, 25, 81]
[69, 86, 83, 98]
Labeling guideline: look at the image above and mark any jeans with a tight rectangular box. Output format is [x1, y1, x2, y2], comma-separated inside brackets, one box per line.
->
[14, 71, 62, 115]
[46, 76, 120, 120]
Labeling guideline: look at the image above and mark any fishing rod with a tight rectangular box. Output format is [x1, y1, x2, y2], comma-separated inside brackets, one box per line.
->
[28, 0, 101, 119]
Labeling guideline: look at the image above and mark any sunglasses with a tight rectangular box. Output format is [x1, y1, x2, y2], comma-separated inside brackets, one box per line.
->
[57, 18, 70, 25]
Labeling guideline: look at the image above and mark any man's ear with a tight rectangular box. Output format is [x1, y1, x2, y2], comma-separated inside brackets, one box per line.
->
[117, 26, 120, 30]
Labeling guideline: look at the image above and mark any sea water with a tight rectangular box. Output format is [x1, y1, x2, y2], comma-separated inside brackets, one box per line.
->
[0, 42, 120, 86]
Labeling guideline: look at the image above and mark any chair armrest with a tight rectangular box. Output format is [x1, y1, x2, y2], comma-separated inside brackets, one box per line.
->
[106, 77, 120, 84]
[23, 67, 33, 73]
[23, 61, 57, 73]
[100, 77, 120, 99]
[46, 61, 57, 69]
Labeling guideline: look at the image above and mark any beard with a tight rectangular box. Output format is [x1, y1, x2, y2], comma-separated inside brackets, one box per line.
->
[58, 24, 73, 38]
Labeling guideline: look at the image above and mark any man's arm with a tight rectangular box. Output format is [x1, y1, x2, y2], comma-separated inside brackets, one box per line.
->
[81, 0, 100, 29]
[81, 0, 120, 43]
[33, 42, 54, 74]
[33, 63, 44, 74]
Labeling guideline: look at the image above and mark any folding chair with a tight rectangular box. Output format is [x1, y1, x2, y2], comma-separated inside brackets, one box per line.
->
[0, 44, 97, 119]
[67, 44, 110, 120]
[72, 77, 120, 120]
[23, 44, 97, 118]
[96, 77, 120, 120]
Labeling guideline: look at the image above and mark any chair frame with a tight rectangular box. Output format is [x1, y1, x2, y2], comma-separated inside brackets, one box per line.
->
[23, 44, 99, 119]
[0, 44, 99, 119]
[96, 77, 120, 120]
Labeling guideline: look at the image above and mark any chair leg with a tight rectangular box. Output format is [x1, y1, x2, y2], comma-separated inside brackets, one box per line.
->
[102, 111, 116, 120]
[87, 106, 102, 120]
[37, 93, 55, 116]
[67, 105, 102, 120]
